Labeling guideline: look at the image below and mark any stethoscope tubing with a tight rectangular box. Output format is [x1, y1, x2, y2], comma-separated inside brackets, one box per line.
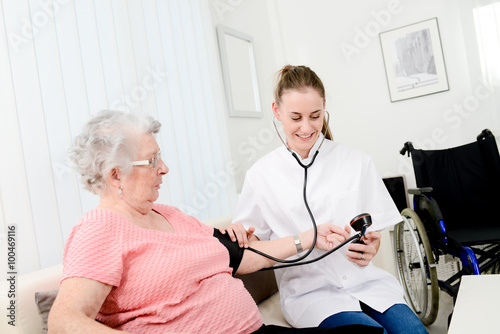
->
[260, 234, 361, 271]
[247, 151, 319, 264]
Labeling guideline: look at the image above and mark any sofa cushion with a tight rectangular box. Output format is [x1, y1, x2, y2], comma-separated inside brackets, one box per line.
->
[34, 289, 58, 334]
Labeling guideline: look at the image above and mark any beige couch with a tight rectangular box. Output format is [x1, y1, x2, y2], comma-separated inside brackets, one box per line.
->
[0, 216, 290, 334]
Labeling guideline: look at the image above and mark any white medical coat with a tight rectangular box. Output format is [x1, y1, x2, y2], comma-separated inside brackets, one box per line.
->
[233, 135, 406, 327]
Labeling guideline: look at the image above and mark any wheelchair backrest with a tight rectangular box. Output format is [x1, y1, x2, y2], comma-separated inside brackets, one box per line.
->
[382, 175, 410, 213]
[408, 131, 500, 230]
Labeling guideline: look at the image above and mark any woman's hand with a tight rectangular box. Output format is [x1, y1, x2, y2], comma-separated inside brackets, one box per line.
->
[346, 230, 382, 267]
[301, 224, 351, 251]
[219, 222, 255, 248]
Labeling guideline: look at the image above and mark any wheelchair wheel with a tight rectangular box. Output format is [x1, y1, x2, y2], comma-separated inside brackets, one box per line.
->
[394, 208, 439, 325]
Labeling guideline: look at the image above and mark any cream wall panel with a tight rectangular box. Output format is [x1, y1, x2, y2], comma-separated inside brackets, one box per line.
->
[147, 0, 183, 208]
[189, 0, 223, 216]
[156, 1, 196, 213]
[123, 0, 150, 115]
[168, 0, 202, 213]
[0, 1, 40, 274]
[177, 0, 219, 218]
[93, 1, 123, 109]
[139, 1, 172, 206]
[4, 0, 63, 269]
[42, 0, 85, 242]
[50, 0, 87, 240]
[72, 0, 106, 215]
[199, 0, 238, 214]
[28, 0, 73, 262]
[73, 0, 107, 117]
[111, 1, 142, 113]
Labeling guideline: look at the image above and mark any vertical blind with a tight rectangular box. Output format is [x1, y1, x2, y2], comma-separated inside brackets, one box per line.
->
[0, 0, 237, 274]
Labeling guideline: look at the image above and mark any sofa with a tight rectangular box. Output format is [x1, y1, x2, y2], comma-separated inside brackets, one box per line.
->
[0, 216, 290, 334]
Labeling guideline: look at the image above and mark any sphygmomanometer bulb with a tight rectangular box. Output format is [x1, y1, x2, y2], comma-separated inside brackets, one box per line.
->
[349, 213, 372, 249]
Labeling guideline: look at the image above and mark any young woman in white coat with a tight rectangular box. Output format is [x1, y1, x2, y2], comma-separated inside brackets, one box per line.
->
[227, 65, 428, 334]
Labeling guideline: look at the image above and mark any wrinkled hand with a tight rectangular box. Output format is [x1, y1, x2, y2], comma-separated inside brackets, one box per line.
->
[346, 230, 382, 267]
[219, 222, 255, 248]
[308, 224, 351, 251]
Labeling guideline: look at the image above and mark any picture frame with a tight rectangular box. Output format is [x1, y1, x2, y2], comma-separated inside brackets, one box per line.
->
[216, 25, 262, 117]
[379, 18, 449, 102]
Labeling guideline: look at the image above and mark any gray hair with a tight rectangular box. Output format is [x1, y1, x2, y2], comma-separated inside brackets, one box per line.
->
[68, 110, 161, 194]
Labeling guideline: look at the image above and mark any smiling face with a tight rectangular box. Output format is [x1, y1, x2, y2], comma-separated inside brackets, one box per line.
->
[120, 133, 168, 214]
[273, 88, 326, 159]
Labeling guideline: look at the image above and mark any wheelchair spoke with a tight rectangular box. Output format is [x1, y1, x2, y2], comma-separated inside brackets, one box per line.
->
[403, 221, 427, 313]
[394, 209, 439, 325]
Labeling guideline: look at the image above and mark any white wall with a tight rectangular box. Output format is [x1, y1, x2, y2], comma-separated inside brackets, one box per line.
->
[209, 0, 283, 193]
[215, 0, 499, 190]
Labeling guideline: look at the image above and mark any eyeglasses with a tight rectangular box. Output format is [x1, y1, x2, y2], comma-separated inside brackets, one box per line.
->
[132, 152, 161, 169]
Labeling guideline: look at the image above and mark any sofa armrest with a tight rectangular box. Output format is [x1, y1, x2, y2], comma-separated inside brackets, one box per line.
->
[0, 264, 63, 334]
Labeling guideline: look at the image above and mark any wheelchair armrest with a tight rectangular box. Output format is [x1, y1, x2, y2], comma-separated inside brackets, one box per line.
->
[408, 187, 433, 195]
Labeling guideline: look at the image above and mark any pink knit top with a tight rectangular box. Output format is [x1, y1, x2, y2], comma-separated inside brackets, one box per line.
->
[62, 204, 262, 333]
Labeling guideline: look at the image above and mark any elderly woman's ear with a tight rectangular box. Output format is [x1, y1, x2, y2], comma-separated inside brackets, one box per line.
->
[107, 167, 122, 191]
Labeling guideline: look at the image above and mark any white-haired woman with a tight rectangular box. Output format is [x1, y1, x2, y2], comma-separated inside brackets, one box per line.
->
[47, 110, 384, 334]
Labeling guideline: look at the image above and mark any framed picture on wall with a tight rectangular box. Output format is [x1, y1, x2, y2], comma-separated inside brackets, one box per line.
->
[379, 18, 449, 102]
[216, 25, 262, 117]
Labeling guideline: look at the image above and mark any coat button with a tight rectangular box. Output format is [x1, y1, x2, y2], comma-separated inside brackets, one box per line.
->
[342, 276, 347, 280]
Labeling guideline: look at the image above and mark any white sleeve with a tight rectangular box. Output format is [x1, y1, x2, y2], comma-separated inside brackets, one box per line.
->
[232, 171, 273, 241]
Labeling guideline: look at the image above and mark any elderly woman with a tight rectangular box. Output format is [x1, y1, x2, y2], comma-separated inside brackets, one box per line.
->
[47, 110, 382, 334]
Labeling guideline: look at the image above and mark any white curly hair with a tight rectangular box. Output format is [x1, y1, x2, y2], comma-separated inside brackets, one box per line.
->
[68, 110, 161, 194]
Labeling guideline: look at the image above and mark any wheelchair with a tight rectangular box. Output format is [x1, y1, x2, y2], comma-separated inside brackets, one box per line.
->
[392, 129, 500, 325]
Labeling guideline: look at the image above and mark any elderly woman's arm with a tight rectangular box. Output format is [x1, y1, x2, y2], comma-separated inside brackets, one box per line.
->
[234, 223, 350, 274]
[48, 277, 128, 334]
[49, 278, 184, 334]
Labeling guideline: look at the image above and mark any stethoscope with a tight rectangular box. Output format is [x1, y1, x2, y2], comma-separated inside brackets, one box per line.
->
[246, 110, 372, 270]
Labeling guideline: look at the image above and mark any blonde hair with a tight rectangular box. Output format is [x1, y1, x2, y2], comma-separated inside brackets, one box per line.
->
[274, 65, 332, 140]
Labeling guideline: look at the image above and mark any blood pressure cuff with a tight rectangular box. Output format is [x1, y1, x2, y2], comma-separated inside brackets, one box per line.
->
[213, 228, 244, 275]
